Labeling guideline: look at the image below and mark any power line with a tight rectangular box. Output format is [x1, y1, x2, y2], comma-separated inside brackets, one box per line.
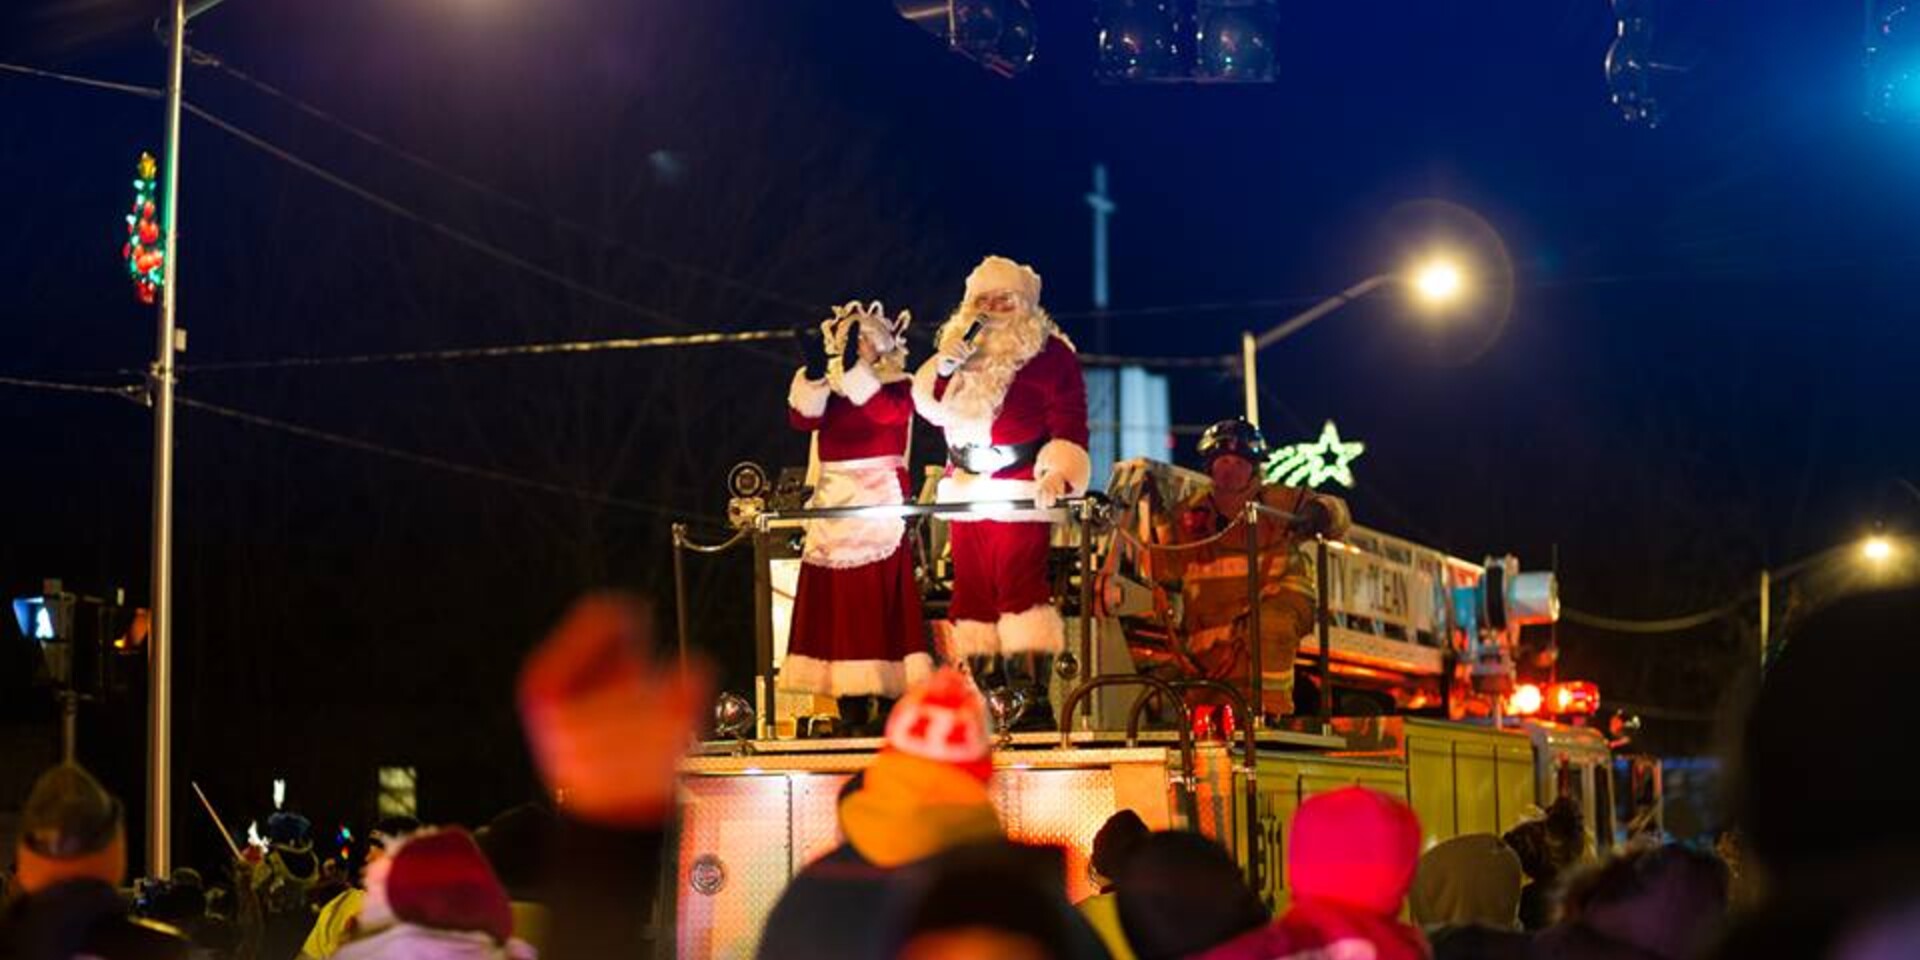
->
[0, 61, 161, 99]
[180, 103, 730, 336]
[185, 45, 818, 313]
[178, 395, 711, 523]
[0, 367, 721, 522]
[17, 58, 1920, 324]
[1079, 352, 1233, 370]
[174, 329, 1235, 376]
[1055, 293, 1328, 321]
[1560, 596, 1751, 634]
[178, 328, 792, 374]
[0, 58, 789, 364]
[0, 373, 142, 398]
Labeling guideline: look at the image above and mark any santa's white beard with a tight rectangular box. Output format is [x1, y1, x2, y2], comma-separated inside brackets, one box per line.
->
[932, 307, 1053, 446]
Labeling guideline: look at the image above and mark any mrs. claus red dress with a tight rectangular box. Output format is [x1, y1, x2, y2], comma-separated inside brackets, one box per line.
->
[777, 359, 932, 698]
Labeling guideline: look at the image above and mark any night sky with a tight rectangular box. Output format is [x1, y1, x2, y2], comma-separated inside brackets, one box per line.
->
[3, 0, 1917, 870]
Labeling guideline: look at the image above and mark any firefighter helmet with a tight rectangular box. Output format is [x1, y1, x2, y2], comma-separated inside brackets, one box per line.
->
[1197, 419, 1269, 464]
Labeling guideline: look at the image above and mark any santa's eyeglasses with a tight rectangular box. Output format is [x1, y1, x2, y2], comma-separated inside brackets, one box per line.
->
[970, 291, 1021, 312]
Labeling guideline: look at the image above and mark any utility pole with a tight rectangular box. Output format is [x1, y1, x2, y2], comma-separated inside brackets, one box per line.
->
[1086, 164, 1113, 311]
[1085, 164, 1119, 461]
[148, 0, 231, 878]
[148, 0, 189, 878]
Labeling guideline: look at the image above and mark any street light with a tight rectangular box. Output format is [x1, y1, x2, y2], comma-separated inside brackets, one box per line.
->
[1240, 255, 1469, 426]
[1412, 258, 1464, 305]
[1759, 532, 1905, 669]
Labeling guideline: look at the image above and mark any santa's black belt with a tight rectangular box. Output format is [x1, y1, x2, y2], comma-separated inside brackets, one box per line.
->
[947, 437, 1045, 475]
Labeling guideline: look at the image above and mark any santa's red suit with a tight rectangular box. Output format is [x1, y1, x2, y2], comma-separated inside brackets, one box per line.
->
[778, 304, 932, 701]
[912, 256, 1091, 661]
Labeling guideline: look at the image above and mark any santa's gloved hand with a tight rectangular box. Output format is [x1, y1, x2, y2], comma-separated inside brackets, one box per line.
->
[1033, 471, 1072, 510]
[794, 324, 829, 380]
[934, 337, 976, 377]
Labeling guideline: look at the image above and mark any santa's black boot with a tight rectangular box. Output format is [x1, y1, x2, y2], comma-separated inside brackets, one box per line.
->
[964, 655, 1002, 692]
[1008, 653, 1058, 732]
[836, 696, 873, 737]
[869, 697, 898, 737]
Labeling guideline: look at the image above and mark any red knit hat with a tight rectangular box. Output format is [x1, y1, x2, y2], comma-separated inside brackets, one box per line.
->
[1287, 786, 1422, 917]
[882, 667, 994, 782]
[359, 828, 514, 944]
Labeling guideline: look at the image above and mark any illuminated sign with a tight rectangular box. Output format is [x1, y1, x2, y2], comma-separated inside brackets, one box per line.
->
[1264, 420, 1365, 489]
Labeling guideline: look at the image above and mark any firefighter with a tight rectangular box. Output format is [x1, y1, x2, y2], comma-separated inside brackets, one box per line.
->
[1149, 418, 1350, 720]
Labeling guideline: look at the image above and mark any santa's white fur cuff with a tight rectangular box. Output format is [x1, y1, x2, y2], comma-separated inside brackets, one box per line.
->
[788, 368, 831, 418]
[911, 358, 957, 427]
[777, 652, 933, 698]
[948, 619, 1001, 658]
[998, 604, 1065, 655]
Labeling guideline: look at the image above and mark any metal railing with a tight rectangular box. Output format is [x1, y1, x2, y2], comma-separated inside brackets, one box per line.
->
[670, 497, 1101, 731]
[671, 490, 1336, 895]
[671, 492, 1335, 744]
[1057, 674, 1199, 827]
[1245, 500, 1334, 723]
[1121, 678, 1262, 895]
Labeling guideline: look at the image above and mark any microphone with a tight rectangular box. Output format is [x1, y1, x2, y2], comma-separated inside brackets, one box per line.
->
[938, 315, 988, 377]
[963, 314, 987, 346]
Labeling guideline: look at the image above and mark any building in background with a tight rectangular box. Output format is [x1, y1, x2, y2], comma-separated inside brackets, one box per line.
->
[1085, 365, 1171, 489]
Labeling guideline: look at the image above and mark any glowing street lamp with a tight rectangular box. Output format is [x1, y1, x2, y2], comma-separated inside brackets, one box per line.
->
[1240, 254, 1473, 426]
[1759, 532, 1906, 668]
[1411, 258, 1465, 305]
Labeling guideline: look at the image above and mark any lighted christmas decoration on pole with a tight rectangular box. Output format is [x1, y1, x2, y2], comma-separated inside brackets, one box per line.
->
[123, 152, 164, 304]
[1264, 420, 1366, 489]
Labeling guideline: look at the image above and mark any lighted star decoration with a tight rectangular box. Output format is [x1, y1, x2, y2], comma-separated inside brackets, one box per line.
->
[1264, 420, 1365, 489]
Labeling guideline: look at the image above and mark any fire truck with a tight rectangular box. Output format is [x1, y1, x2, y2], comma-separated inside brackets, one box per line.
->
[665, 459, 1658, 959]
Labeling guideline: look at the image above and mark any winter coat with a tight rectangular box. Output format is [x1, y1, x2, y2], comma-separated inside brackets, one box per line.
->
[1077, 892, 1139, 960]
[1189, 897, 1429, 960]
[756, 751, 1003, 960]
[755, 843, 897, 960]
[535, 820, 665, 960]
[1519, 880, 1557, 931]
[1527, 921, 1671, 960]
[1410, 834, 1524, 931]
[330, 922, 533, 960]
[757, 840, 1112, 960]
[1427, 923, 1530, 960]
[0, 878, 192, 960]
[300, 886, 364, 958]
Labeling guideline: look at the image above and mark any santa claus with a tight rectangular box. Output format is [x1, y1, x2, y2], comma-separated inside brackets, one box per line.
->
[912, 256, 1090, 730]
[778, 300, 933, 735]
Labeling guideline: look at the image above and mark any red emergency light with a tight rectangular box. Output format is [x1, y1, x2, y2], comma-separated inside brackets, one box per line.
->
[1550, 680, 1601, 716]
[1506, 683, 1545, 716]
[1505, 680, 1600, 718]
